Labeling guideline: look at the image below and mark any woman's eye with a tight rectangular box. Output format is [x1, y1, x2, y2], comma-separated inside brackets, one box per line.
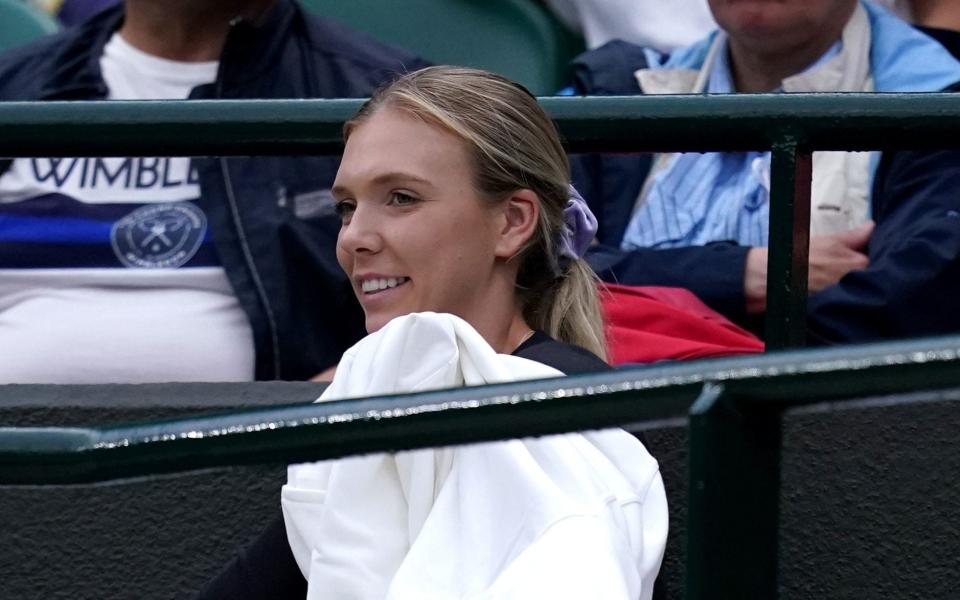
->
[334, 200, 356, 222]
[389, 191, 419, 207]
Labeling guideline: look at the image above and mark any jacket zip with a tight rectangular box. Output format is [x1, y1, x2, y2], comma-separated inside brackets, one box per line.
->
[217, 18, 282, 379]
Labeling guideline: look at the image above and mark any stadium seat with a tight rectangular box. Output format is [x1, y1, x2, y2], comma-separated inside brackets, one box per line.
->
[300, 0, 584, 95]
[0, 0, 58, 53]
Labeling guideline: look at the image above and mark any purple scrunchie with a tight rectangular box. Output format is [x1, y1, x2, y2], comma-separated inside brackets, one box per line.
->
[557, 184, 598, 262]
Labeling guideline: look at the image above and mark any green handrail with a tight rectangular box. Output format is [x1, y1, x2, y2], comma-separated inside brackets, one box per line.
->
[0, 94, 958, 156]
[2, 333, 959, 485]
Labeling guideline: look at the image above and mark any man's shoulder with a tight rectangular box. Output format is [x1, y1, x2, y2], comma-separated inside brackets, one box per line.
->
[569, 33, 715, 95]
[0, 5, 117, 100]
[0, 32, 76, 99]
[570, 40, 654, 96]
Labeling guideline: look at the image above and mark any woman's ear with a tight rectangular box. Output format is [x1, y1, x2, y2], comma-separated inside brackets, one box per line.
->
[494, 189, 540, 259]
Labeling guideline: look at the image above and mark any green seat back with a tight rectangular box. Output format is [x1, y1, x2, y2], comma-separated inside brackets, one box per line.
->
[0, 0, 58, 54]
[300, 0, 583, 95]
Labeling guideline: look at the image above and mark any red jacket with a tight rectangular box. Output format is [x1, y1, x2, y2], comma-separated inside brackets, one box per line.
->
[602, 284, 763, 364]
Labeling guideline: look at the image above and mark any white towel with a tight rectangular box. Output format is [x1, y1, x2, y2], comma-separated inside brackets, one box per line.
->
[283, 312, 668, 599]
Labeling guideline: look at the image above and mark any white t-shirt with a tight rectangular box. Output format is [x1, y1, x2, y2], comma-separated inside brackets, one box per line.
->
[0, 33, 256, 383]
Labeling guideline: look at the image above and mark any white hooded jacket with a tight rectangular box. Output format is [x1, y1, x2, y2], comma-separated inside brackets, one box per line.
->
[282, 312, 668, 599]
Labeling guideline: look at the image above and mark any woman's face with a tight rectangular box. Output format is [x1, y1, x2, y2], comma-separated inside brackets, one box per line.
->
[333, 107, 508, 333]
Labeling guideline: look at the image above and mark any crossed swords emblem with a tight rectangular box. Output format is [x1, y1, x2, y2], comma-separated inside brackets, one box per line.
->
[137, 215, 189, 251]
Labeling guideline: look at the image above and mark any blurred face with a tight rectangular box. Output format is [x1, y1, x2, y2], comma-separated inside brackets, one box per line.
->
[708, 0, 856, 57]
[333, 107, 506, 333]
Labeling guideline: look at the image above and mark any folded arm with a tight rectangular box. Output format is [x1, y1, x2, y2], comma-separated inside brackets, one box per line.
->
[807, 147, 960, 343]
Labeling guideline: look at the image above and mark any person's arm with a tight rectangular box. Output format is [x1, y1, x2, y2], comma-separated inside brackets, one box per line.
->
[588, 242, 751, 322]
[807, 147, 960, 343]
[744, 222, 874, 315]
[193, 514, 305, 600]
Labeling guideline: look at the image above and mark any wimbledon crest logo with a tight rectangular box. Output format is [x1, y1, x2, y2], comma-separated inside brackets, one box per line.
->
[110, 202, 207, 268]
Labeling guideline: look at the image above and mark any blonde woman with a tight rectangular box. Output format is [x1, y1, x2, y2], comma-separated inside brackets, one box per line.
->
[198, 66, 666, 600]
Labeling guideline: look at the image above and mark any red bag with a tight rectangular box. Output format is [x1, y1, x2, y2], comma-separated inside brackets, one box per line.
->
[601, 283, 764, 364]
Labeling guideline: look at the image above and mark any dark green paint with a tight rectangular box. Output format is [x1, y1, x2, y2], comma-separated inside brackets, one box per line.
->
[0, 94, 959, 157]
[766, 141, 812, 350]
[687, 384, 782, 599]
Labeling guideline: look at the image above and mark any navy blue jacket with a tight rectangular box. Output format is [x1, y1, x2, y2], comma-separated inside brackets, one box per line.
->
[0, 0, 429, 379]
[571, 39, 960, 344]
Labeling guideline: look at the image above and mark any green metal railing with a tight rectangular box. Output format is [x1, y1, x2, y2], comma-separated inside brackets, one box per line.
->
[2, 94, 960, 597]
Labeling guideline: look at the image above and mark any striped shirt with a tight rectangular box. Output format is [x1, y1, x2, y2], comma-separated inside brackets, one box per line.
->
[621, 39, 840, 250]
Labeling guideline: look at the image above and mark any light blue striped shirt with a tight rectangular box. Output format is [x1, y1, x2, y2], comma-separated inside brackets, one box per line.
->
[621, 40, 839, 250]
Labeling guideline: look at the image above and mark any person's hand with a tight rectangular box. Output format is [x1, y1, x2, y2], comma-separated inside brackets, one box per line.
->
[745, 246, 769, 315]
[744, 221, 874, 314]
[807, 221, 873, 293]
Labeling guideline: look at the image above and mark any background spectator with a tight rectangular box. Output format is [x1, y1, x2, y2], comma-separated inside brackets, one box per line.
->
[0, 0, 427, 383]
[571, 0, 960, 343]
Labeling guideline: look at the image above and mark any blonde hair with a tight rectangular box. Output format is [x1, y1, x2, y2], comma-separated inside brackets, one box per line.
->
[345, 66, 606, 359]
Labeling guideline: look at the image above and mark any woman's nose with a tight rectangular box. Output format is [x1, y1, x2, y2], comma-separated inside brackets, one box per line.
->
[338, 204, 383, 256]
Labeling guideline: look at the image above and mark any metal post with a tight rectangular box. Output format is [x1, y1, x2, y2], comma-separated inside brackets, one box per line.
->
[686, 384, 782, 599]
[765, 139, 812, 350]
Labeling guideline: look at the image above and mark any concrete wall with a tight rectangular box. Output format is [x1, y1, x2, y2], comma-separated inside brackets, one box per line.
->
[1, 383, 958, 599]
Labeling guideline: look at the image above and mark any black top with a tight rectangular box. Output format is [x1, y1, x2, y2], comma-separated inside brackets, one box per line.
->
[514, 330, 611, 375]
[194, 334, 609, 599]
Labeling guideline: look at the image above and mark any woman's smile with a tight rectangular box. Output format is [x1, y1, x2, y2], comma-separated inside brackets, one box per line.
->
[354, 274, 412, 314]
[359, 276, 411, 295]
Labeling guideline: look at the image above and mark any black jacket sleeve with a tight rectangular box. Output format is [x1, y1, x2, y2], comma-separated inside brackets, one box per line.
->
[587, 242, 751, 323]
[193, 514, 305, 600]
[807, 147, 960, 343]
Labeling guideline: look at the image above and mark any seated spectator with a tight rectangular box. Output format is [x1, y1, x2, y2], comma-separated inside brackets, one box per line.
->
[197, 66, 667, 600]
[0, 0, 427, 383]
[570, 0, 960, 343]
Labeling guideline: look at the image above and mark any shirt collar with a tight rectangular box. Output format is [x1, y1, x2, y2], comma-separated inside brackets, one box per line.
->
[707, 36, 843, 94]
